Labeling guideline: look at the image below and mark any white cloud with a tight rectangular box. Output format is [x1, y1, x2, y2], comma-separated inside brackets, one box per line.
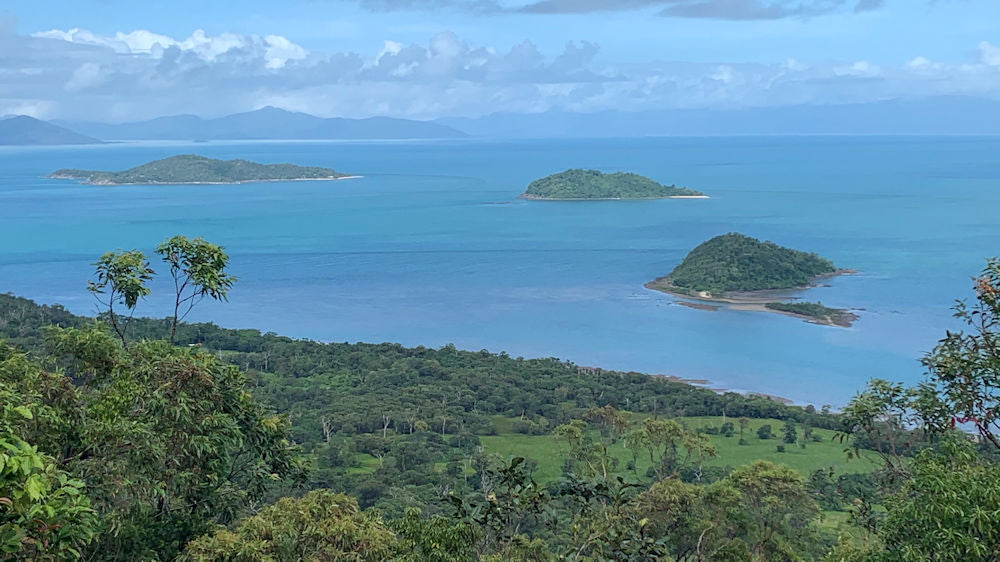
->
[33, 28, 309, 69]
[3, 27, 1000, 121]
[833, 60, 881, 78]
[65, 62, 103, 92]
[980, 41, 1000, 67]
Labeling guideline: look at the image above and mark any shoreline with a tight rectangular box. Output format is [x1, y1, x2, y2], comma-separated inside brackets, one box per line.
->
[646, 269, 859, 327]
[48, 175, 363, 186]
[578, 366, 797, 405]
[518, 193, 709, 201]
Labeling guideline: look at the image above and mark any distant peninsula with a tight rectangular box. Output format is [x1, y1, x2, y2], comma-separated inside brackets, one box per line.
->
[521, 169, 705, 200]
[646, 233, 856, 327]
[49, 154, 353, 185]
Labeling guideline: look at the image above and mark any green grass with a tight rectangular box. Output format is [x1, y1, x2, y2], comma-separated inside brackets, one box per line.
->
[481, 416, 877, 483]
[345, 453, 381, 475]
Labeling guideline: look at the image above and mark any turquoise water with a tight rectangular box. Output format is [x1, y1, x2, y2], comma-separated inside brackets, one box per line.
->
[2, 136, 998, 406]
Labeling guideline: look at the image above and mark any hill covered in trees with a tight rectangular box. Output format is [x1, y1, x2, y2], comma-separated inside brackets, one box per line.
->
[50, 154, 349, 185]
[522, 169, 704, 199]
[4, 236, 1000, 561]
[647, 232, 840, 296]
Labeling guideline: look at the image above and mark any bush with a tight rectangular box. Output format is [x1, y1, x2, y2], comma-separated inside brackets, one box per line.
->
[720, 422, 735, 437]
[757, 424, 773, 440]
[776, 445, 786, 453]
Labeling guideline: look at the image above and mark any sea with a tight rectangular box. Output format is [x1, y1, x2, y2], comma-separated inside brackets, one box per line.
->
[2, 136, 998, 407]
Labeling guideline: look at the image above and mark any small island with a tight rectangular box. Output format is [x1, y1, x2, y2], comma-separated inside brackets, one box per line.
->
[645, 233, 856, 327]
[50, 154, 354, 185]
[764, 302, 858, 328]
[521, 169, 705, 200]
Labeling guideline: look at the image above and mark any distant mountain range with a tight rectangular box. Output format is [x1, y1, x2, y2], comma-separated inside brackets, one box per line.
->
[0, 116, 103, 145]
[437, 96, 1000, 137]
[57, 107, 467, 141]
[3, 97, 999, 146]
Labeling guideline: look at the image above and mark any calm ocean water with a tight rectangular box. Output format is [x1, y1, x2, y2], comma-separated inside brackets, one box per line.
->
[2, 136, 998, 406]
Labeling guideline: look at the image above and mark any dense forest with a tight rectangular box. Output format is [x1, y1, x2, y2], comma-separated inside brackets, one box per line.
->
[647, 233, 838, 295]
[49, 154, 347, 185]
[3, 236, 999, 560]
[523, 169, 703, 199]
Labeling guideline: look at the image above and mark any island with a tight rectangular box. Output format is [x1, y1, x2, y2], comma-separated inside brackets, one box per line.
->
[521, 169, 705, 200]
[49, 154, 354, 185]
[764, 302, 858, 328]
[645, 233, 856, 327]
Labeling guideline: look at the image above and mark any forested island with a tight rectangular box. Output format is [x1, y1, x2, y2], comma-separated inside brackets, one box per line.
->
[49, 154, 352, 185]
[646, 233, 856, 327]
[522, 169, 705, 200]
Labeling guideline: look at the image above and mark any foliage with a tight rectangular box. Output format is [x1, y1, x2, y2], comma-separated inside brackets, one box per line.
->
[0, 355, 97, 560]
[650, 233, 837, 295]
[833, 259, 1000, 561]
[637, 460, 823, 560]
[784, 420, 799, 444]
[757, 424, 773, 440]
[181, 490, 398, 561]
[51, 154, 345, 185]
[87, 249, 154, 346]
[921, 257, 1000, 449]
[2, 327, 303, 561]
[872, 440, 1000, 561]
[156, 235, 237, 344]
[523, 169, 702, 199]
[766, 302, 855, 325]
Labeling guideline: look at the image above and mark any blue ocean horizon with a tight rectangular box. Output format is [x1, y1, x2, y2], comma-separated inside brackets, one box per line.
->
[3, 136, 997, 407]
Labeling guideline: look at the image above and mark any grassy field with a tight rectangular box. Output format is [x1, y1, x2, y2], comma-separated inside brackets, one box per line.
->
[481, 416, 878, 483]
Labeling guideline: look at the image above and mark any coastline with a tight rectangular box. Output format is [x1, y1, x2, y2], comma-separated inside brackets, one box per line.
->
[578, 366, 797, 405]
[48, 174, 362, 186]
[519, 193, 709, 201]
[646, 269, 858, 327]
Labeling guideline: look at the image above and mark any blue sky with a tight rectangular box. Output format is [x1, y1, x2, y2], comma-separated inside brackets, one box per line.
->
[2, 0, 998, 121]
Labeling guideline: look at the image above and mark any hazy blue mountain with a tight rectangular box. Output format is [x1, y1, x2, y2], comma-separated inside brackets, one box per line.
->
[0, 115, 103, 145]
[60, 107, 468, 140]
[437, 96, 1000, 138]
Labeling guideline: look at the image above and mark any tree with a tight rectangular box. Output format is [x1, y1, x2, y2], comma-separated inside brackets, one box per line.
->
[783, 420, 798, 444]
[833, 259, 1000, 560]
[446, 456, 549, 557]
[637, 477, 745, 561]
[920, 258, 1000, 450]
[394, 508, 477, 562]
[756, 424, 773, 440]
[728, 461, 820, 559]
[34, 327, 303, 560]
[156, 236, 236, 344]
[181, 490, 399, 561]
[554, 420, 616, 479]
[874, 440, 1000, 561]
[87, 250, 153, 347]
[0, 366, 97, 560]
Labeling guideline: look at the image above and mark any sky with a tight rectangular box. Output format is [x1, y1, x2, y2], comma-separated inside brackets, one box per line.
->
[1, 0, 999, 121]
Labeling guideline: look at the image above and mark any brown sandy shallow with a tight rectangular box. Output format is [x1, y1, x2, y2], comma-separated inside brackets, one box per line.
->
[649, 269, 859, 328]
[518, 194, 709, 201]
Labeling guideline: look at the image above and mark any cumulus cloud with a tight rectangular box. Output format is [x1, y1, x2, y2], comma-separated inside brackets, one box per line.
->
[2, 26, 999, 122]
[32, 28, 309, 69]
